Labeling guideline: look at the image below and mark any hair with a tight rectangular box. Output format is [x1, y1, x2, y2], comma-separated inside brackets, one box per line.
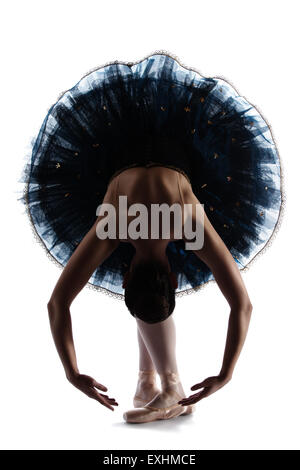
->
[124, 260, 176, 324]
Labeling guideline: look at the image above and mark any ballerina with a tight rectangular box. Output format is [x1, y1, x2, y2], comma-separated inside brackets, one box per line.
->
[21, 51, 284, 423]
[46, 164, 253, 421]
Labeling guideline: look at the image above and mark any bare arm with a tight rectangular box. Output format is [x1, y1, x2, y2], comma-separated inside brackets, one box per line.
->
[47, 214, 120, 410]
[194, 209, 253, 380]
[178, 200, 252, 406]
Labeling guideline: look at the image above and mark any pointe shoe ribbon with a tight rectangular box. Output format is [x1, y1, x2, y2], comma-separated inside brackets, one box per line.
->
[133, 392, 160, 408]
[133, 370, 160, 408]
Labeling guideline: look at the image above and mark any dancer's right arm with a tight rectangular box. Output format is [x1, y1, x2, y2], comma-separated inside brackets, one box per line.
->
[47, 215, 120, 410]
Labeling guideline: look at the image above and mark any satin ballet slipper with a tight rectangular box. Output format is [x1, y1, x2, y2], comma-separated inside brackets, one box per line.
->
[123, 403, 188, 423]
[180, 404, 195, 416]
[133, 393, 160, 408]
[160, 372, 195, 416]
[133, 396, 195, 415]
[133, 370, 160, 408]
[124, 390, 195, 424]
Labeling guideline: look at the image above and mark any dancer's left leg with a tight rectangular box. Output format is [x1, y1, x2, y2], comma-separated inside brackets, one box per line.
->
[135, 315, 186, 405]
[133, 327, 160, 407]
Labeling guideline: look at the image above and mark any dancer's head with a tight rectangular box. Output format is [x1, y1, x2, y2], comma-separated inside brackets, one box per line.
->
[123, 259, 177, 324]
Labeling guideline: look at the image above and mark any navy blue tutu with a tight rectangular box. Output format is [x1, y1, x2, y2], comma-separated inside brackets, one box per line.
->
[21, 51, 284, 299]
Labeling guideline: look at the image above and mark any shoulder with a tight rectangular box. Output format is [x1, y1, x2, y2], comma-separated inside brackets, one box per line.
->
[177, 172, 194, 201]
[103, 176, 119, 205]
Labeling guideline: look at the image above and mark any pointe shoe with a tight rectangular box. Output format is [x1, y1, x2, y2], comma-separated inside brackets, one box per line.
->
[124, 391, 195, 424]
[133, 370, 160, 408]
[123, 402, 189, 423]
[133, 392, 160, 408]
[180, 404, 195, 416]
[160, 372, 196, 417]
[132, 395, 195, 415]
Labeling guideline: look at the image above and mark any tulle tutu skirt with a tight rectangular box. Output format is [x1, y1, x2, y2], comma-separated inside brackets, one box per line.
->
[21, 51, 284, 299]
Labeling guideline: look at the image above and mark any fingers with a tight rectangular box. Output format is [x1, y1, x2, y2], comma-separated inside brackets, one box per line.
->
[90, 380, 119, 410]
[93, 381, 108, 392]
[98, 392, 119, 408]
[100, 393, 119, 406]
[178, 396, 198, 406]
[190, 378, 213, 391]
[100, 400, 115, 411]
[89, 389, 118, 411]
[94, 380, 118, 405]
[178, 389, 210, 405]
[101, 398, 118, 411]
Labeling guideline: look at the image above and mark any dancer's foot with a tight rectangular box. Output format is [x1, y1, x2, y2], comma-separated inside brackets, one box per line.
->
[142, 372, 194, 416]
[133, 370, 160, 408]
[125, 372, 195, 423]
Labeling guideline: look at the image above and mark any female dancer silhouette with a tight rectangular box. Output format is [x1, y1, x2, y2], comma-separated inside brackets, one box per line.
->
[22, 51, 284, 423]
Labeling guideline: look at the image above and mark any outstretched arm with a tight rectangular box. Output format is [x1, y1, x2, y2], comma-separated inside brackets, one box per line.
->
[179, 204, 253, 406]
[47, 215, 120, 411]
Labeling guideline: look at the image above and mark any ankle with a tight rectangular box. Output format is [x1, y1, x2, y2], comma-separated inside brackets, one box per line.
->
[137, 369, 157, 385]
[159, 371, 182, 391]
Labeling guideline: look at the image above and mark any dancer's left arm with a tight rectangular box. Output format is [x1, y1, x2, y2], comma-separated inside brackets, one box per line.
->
[179, 205, 253, 406]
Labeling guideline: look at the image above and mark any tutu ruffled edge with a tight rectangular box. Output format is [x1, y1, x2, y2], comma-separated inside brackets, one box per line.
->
[21, 48, 286, 301]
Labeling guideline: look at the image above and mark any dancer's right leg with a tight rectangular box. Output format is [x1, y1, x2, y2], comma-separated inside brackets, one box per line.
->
[135, 315, 186, 408]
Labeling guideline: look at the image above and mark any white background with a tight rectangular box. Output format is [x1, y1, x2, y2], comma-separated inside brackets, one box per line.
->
[1, 0, 298, 450]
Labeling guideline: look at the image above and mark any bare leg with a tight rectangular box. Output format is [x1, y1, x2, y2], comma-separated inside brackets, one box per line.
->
[133, 327, 160, 406]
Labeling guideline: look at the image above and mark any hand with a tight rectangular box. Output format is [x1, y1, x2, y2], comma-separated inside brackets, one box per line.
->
[177, 375, 231, 406]
[68, 373, 119, 411]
